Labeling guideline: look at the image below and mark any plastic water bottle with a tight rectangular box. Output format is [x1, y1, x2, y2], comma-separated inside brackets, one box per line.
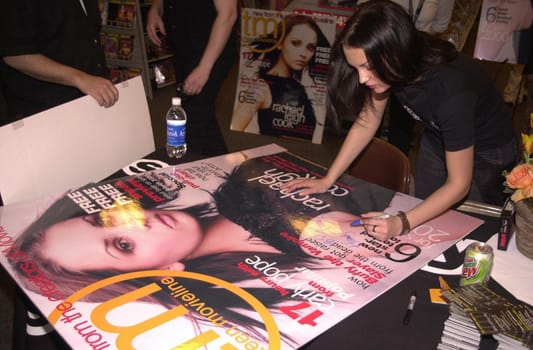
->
[166, 97, 187, 158]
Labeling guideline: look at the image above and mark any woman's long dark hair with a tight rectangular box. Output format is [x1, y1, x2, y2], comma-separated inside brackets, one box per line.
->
[327, 0, 458, 128]
[248, 13, 331, 83]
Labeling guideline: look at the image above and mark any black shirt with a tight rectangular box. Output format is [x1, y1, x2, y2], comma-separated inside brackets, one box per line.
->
[0, 0, 108, 121]
[257, 74, 317, 140]
[394, 54, 514, 152]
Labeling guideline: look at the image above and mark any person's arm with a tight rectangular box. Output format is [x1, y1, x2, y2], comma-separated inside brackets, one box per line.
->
[183, 0, 238, 95]
[3, 54, 119, 107]
[282, 90, 389, 194]
[146, 0, 165, 47]
[407, 146, 473, 226]
[365, 145, 474, 240]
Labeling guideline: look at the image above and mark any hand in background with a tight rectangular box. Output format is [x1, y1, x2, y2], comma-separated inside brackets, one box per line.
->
[146, 6, 166, 47]
[183, 65, 211, 95]
[75, 73, 119, 108]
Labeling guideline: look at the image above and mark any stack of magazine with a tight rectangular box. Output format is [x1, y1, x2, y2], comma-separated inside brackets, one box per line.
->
[437, 284, 533, 350]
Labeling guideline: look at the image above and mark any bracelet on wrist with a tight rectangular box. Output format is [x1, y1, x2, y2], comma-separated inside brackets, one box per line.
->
[397, 211, 411, 235]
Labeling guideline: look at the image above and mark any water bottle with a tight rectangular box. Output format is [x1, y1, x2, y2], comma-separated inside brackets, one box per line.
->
[166, 97, 187, 158]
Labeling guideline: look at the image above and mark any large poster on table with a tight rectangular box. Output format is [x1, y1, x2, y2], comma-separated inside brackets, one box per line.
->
[0, 144, 483, 349]
[230, 9, 336, 144]
[474, 0, 533, 64]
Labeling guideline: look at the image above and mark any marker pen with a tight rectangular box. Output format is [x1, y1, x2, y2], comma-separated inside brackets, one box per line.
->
[403, 290, 417, 325]
[350, 214, 391, 226]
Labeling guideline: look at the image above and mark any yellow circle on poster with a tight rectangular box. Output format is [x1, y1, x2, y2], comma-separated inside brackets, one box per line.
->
[48, 270, 281, 349]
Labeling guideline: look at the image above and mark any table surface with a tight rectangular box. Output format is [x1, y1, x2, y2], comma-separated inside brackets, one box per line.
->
[10, 149, 526, 350]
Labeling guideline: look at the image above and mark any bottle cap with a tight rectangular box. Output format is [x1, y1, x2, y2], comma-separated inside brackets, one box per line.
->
[172, 97, 181, 106]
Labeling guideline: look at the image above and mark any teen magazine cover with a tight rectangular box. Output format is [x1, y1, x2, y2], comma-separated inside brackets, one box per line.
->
[473, 0, 533, 64]
[0, 144, 483, 349]
[230, 9, 336, 144]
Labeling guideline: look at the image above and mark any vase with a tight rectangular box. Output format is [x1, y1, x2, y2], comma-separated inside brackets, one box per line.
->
[514, 200, 533, 259]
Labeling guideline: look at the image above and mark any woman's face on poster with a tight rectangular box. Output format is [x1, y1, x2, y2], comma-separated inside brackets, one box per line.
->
[39, 209, 204, 272]
[279, 23, 317, 71]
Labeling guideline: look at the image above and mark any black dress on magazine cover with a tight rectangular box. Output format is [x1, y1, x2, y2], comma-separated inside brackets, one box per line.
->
[257, 74, 317, 140]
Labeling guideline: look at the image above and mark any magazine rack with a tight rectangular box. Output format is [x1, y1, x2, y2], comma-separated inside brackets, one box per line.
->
[100, 0, 176, 98]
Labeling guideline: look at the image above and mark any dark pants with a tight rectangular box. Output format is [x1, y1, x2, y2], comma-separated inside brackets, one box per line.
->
[169, 49, 236, 157]
[177, 55, 235, 157]
[166, 23, 237, 157]
[415, 131, 517, 206]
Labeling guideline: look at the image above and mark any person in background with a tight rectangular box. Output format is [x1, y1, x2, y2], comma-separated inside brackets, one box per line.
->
[358, 0, 455, 34]
[146, 0, 238, 157]
[283, 0, 517, 240]
[0, 1, 120, 345]
[0, 0, 119, 126]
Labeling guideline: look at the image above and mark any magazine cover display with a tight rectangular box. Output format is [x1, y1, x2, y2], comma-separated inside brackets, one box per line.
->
[105, 0, 136, 28]
[282, 0, 354, 32]
[230, 9, 336, 144]
[0, 145, 484, 349]
[473, 0, 533, 64]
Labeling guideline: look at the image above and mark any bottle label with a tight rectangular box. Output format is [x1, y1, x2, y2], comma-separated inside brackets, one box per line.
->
[167, 120, 186, 147]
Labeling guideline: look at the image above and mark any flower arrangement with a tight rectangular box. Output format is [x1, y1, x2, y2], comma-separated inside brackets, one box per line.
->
[504, 114, 533, 259]
[504, 133, 533, 205]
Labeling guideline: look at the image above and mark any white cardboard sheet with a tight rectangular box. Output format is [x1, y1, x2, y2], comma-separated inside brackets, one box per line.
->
[0, 76, 155, 205]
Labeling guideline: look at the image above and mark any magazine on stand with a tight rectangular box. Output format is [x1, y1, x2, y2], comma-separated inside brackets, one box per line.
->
[230, 9, 336, 144]
[106, 0, 136, 28]
[283, 0, 354, 32]
[473, 0, 533, 64]
[0, 144, 484, 349]
[104, 32, 119, 60]
[117, 34, 134, 60]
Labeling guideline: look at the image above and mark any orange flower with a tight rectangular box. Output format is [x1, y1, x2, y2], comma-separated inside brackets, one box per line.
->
[512, 185, 533, 202]
[505, 130, 533, 205]
[511, 189, 526, 202]
[522, 184, 533, 198]
[505, 163, 533, 190]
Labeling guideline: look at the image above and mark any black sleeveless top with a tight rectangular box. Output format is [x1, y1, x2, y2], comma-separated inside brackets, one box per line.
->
[257, 75, 317, 140]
